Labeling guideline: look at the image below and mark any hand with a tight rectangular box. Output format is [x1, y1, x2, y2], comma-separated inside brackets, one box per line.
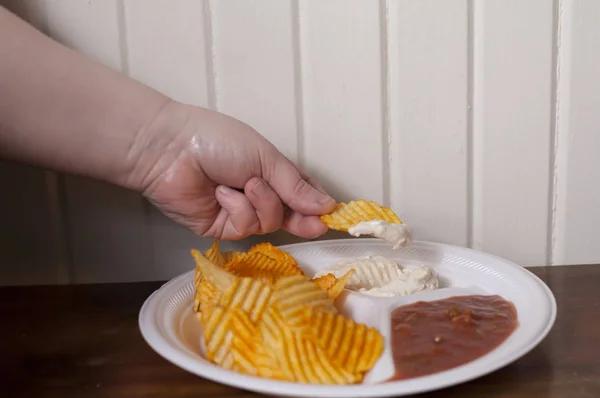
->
[136, 102, 337, 240]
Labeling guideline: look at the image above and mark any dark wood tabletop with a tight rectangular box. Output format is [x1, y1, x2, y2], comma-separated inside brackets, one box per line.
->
[1, 265, 598, 398]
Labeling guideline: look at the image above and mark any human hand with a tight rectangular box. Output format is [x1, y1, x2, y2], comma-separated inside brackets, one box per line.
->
[133, 101, 337, 240]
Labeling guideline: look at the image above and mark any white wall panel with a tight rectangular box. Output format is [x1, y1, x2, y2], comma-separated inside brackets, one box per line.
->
[211, 0, 299, 161]
[124, 0, 210, 107]
[388, 0, 469, 247]
[298, 0, 385, 203]
[553, 0, 600, 265]
[472, 0, 555, 265]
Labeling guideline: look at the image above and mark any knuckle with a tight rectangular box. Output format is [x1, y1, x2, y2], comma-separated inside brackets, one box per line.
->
[292, 178, 311, 198]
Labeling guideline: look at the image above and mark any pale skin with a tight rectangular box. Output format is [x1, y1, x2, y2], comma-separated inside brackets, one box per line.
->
[0, 7, 337, 241]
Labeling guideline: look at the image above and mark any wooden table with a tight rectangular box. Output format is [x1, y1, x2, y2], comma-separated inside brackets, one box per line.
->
[1, 265, 598, 398]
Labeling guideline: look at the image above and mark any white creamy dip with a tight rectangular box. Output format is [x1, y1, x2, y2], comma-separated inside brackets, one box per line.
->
[314, 256, 438, 297]
[348, 220, 412, 249]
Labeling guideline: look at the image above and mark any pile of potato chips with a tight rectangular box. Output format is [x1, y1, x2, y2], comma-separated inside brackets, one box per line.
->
[191, 241, 384, 384]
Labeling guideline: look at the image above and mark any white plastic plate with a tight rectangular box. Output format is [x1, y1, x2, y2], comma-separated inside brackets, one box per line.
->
[139, 239, 556, 397]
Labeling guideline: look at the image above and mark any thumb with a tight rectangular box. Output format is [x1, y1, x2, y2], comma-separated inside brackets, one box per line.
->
[213, 185, 260, 239]
[262, 152, 336, 216]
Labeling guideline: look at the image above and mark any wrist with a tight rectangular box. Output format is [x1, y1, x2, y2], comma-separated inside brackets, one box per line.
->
[124, 100, 194, 195]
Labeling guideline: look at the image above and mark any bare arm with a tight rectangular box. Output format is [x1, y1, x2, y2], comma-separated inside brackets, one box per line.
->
[0, 6, 169, 192]
[0, 6, 336, 239]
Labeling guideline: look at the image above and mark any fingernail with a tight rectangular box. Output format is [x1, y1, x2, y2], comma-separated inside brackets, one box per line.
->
[218, 185, 232, 195]
[252, 179, 267, 195]
[318, 194, 335, 205]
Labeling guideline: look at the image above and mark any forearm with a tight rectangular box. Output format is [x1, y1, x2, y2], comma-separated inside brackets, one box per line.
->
[0, 7, 172, 192]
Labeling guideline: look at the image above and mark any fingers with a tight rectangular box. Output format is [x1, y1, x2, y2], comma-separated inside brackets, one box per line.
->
[262, 152, 337, 216]
[212, 182, 330, 240]
[244, 177, 284, 234]
[298, 167, 329, 195]
[214, 185, 260, 239]
[281, 209, 329, 239]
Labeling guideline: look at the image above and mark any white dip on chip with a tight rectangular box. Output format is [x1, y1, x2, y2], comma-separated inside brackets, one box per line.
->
[348, 220, 412, 249]
[314, 256, 438, 297]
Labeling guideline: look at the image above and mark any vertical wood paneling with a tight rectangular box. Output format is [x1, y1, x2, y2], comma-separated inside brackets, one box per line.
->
[553, 0, 600, 265]
[298, 0, 384, 202]
[124, 0, 210, 107]
[45, 0, 123, 71]
[472, 0, 555, 265]
[44, 0, 153, 283]
[124, 0, 218, 280]
[211, 0, 299, 161]
[388, 0, 469, 246]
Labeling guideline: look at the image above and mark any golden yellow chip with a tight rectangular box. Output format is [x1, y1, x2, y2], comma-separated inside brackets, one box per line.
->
[308, 308, 384, 375]
[203, 277, 273, 368]
[218, 277, 273, 323]
[320, 199, 402, 231]
[223, 250, 241, 263]
[229, 308, 258, 376]
[226, 251, 302, 277]
[248, 242, 302, 272]
[203, 305, 235, 369]
[191, 248, 237, 321]
[273, 275, 335, 329]
[311, 270, 355, 299]
[228, 307, 288, 380]
[192, 247, 223, 317]
[259, 307, 357, 384]
[191, 249, 236, 291]
[196, 277, 220, 323]
[203, 240, 227, 267]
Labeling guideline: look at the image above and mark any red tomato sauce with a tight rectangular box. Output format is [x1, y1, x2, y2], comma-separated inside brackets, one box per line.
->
[389, 295, 518, 381]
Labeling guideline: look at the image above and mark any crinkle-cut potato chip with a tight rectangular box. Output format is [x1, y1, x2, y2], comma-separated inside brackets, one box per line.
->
[320, 199, 403, 231]
[196, 278, 220, 324]
[311, 270, 355, 299]
[225, 251, 302, 282]
[202, 277, 273, 369]
[228, 308, 259, 376]
[248, 242, 302, 271]
[203, 240, 227, 267]
[260, 307, 358, 384]
[203, 305, 236, 369]
[218, 277, 273, 323]
[224, 251, 276, 274]
[191, 249, 224, 319]
[228, 307, 288, 380]
[307, 308, 384, 375]
[223, 250, 241, 263]
[193, 242, 225, 314]
[193, 242, 242, 315]
[273, 275, 336, 329]
[189, 241, 384, 384]
[204, 240, 240, 268]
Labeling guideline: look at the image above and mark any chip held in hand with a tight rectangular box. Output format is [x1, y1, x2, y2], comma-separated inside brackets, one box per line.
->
[320, 200, 403, 232]
[320, 200, 412, 249]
